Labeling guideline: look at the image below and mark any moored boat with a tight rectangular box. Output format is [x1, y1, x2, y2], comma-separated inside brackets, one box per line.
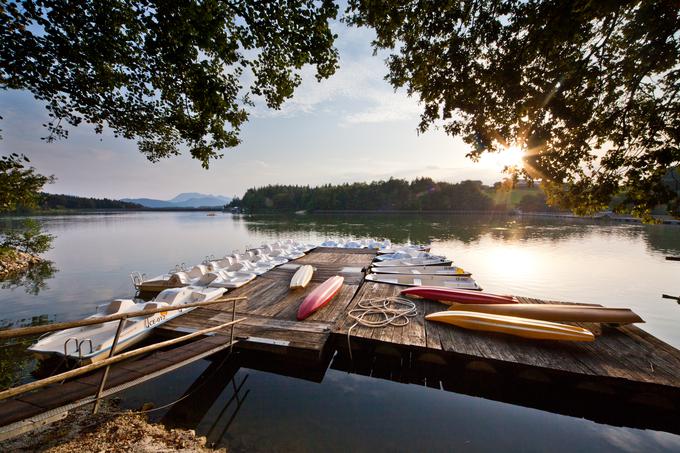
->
[372, 257, 453, 267]
[28, 286, 226, 363]
[297, 276, 344, 320]
[447, 303, 644, 325]
[401, 286, 516, 304]
[425, 311, 595, 342]
[195, 270, 257, 288]
[370, 265, 470, 276]
[365, 274, 481, 291]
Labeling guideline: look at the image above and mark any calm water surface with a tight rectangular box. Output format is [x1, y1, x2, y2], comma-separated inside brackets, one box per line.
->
[1, 212, 679, 452]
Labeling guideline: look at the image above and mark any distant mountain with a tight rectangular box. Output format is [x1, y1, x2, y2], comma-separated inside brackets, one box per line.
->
[121, 193, 231, 208]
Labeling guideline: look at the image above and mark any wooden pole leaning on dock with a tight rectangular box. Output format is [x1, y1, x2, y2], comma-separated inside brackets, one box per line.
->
[0, 317, 247, 402]
[0, 296, 247, 339]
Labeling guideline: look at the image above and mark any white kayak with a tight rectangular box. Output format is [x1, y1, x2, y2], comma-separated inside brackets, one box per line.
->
[370, 265, 470, 276]
[28, 286, 226, 363]
[290, 265, 314, 289]
[372, 257, 453, 267]
[365, 273, 481, 290]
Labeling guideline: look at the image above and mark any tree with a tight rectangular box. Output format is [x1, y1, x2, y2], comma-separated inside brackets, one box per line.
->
[1, 219, 55, 255]
[1, 0, 338, 167]
[346, 1, 680, 218]
[0, 153, 53, 211]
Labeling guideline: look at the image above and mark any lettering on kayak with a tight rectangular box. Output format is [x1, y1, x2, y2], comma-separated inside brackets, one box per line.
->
[144, 312, 167, 328]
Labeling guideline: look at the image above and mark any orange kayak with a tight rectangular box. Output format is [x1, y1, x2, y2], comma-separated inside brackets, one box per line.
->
[297, 276, 344, 320]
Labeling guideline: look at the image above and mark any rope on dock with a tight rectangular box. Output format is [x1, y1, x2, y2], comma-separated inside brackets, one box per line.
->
[346, 297, 417, 361]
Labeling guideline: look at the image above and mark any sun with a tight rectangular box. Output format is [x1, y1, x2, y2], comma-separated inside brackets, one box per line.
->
[479, 145, 525, 170]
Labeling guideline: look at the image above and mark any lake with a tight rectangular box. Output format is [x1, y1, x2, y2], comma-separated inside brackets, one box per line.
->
[1, 211, 680, 452]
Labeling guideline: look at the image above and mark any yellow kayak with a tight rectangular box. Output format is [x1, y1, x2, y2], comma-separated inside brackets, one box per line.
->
[447, 303, 643, 325]
[290, 265, 314, 289]
[425, 310, 595, 342]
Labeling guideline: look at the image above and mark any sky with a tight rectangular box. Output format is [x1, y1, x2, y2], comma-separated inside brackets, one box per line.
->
[0, 21, 512, 200]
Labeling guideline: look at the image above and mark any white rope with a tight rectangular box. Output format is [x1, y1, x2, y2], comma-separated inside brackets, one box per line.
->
[346, 297, 417, 361]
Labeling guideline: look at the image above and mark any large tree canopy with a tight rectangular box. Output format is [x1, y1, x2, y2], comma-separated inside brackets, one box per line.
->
[347, 0, 680, 216]
[1, 0, 338, 167]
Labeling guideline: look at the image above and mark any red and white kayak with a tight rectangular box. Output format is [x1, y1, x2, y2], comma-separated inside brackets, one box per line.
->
[400, 286, 516, 305]
[297, 276, 344, 320]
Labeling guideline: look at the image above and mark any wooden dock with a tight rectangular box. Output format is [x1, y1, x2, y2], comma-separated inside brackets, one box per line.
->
[2, 246, 680, 437]
[161, 247, 375, 359]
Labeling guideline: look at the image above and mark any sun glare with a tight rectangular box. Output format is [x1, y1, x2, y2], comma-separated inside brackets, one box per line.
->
[479, 146, 525, 170]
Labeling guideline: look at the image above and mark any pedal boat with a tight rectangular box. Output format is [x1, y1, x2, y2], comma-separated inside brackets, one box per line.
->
[28, 286, 226, 364]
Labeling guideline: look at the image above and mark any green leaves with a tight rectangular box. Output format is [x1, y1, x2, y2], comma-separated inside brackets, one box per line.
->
[347, 0, 680, 217]
[1, 0, 339, 167]
[0, 154, 54, 212]
[1, 219, 55, 255]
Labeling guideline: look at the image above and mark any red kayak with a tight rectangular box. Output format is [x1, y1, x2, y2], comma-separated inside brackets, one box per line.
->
[400, 286, 516, 305]
[297, 276, 344, 320]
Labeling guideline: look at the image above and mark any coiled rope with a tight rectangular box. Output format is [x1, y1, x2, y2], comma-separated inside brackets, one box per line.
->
[346, 296, 417, 360]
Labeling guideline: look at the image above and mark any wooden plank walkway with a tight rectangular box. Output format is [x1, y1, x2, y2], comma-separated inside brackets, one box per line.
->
[162, 248, 375, 359]
[332, 281, 680, 400]
[0, 334, 237, 440]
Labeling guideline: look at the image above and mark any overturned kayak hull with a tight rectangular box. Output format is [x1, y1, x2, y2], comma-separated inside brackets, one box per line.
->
[425, 311, 595, 342]
[297, 276, 344, 320]
[365, 274, 481, 291]
[291, 265, 314, 289]
[401, 286, 516, 304]
[448, 303, 644, 325]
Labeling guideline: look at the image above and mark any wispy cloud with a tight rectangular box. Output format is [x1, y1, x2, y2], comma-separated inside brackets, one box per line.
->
[248, 23, 422, 125]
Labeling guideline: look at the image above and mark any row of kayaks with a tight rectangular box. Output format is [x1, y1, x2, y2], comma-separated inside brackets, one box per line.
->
[361, 248, 645, 343]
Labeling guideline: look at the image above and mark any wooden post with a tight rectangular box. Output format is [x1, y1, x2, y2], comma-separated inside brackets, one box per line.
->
[0, 296, 247, 339]
[92, 317, 126, 414]
[230, 297, 236, 353]
[0, 318, 246, 402]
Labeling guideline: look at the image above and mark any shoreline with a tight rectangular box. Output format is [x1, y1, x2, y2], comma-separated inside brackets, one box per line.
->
[0, 399, 224, 452]
[0, 249, 43, 279]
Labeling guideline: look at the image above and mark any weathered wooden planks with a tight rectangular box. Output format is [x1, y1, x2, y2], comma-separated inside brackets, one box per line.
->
[0, 336, 237, 437]
[163, 248, 374, 358]
[332, 282, 680, 393]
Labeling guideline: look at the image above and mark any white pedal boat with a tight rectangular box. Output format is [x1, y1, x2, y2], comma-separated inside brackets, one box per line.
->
[370, 265, 470, 276]
[364, 273, 481, 290]
[131, 264, 209, 292]
[195, 270, 257, 288]
[28, 286, 226, 364]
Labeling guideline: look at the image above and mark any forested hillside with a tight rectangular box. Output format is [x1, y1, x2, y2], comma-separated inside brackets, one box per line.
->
[229, 178, 495, 212]
[38, 193, 142, 210]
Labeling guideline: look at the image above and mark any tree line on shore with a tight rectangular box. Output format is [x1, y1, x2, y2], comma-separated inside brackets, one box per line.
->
[227, 177, 549, 212]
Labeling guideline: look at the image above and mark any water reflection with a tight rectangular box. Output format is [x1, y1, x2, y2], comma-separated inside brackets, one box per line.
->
[243, 213, 680, 256]
[148, 350, 680, 453]
[1, 260, 58, 295]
